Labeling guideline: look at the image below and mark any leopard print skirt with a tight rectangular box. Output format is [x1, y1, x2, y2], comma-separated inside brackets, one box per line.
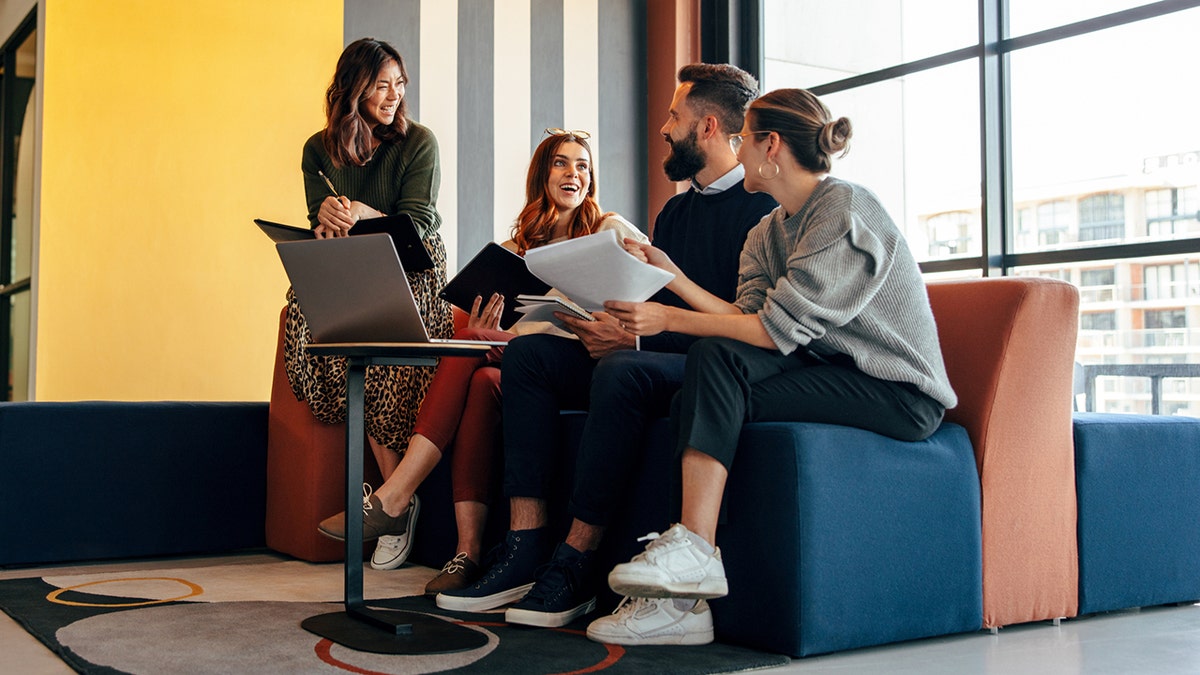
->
[283, 232, 453, 454]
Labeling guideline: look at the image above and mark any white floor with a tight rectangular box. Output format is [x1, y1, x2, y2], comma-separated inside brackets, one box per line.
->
[2, 552, 1198, 675]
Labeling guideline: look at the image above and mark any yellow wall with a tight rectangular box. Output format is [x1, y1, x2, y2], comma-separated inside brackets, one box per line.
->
[37, 0, 342, 400]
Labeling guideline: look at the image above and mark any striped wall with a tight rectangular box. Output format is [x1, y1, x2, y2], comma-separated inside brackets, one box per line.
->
[344, 0, 647, 272]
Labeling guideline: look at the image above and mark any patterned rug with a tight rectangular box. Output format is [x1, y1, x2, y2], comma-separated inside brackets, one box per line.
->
[0, 560, 789, 674]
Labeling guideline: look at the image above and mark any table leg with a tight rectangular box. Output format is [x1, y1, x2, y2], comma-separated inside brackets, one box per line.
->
[343, 360, 413, 634]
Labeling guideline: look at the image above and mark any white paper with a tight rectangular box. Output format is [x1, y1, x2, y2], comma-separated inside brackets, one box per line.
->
[522, 229, 675, 310]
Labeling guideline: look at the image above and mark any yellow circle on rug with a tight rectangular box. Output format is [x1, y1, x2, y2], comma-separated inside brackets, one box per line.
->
[46, 577, 203, 608]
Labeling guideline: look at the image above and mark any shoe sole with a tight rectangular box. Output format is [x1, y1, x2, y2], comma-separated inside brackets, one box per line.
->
[369, 497, 420, 570]
[505, 597, 597, 628]
[586, 625, 714, 646]
[369, 537, 406, 570]
[607, 572, 728, 600]
[436, 582, 535, 612]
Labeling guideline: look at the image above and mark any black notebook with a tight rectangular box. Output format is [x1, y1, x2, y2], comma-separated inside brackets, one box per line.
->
[439, 243, 551, 328]
[255, 213, 434, 272]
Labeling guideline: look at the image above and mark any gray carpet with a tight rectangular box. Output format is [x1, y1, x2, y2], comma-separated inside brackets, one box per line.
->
[0, 560, 788, 674]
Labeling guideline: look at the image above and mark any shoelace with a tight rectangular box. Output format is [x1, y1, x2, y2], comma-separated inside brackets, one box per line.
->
[612, 595, 695, 620]
[631, 528, 686, 562]
[473, 537, 519, 585]
[524, 556, 581, 603]
[360, 483, 375, 518]
[440, 552, 471, 574]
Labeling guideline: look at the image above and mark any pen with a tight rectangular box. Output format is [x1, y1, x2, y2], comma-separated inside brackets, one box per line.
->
[317, 170, 340, 198]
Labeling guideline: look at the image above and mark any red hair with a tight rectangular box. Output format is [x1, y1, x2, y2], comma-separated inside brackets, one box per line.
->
[510, 133, 613, 254]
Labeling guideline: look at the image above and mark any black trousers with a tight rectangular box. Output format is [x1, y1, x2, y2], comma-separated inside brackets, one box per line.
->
[671, 337, 946, 470]
[502, 334, 687, 526]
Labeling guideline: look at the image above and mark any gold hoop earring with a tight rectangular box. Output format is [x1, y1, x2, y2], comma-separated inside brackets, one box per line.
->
[758, 161, 780, 180]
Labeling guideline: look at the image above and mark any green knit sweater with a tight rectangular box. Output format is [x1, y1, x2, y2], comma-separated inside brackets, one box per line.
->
[300, 121, 442, 239]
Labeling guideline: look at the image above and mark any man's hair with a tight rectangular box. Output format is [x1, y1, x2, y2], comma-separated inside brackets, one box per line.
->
[677, 63, 760, 134]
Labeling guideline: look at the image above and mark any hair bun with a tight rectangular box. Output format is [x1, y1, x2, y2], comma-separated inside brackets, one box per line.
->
[818, 116, 853, 158]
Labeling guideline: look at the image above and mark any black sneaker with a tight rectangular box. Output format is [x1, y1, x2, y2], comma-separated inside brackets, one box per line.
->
[505, 542, 597, 628]
[436, 528, 549, 612]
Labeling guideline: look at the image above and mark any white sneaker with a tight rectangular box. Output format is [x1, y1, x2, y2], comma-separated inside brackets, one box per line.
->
[608, 524, 727, 599]
[587, 597, 714, 646]
[369, 494, 420, 570]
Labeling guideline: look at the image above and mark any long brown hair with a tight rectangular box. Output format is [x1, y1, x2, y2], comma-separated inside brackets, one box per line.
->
[322, 38, 410, 168]
[510, 132, 613, 254]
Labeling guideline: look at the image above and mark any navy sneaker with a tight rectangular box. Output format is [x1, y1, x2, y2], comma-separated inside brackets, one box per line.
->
[436, 528, 549, 612]
[505, 542, 597, 628]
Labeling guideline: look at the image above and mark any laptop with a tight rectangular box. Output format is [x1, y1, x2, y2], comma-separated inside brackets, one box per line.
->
[276, 233, 506, 346]
[256, 213, 435, 272]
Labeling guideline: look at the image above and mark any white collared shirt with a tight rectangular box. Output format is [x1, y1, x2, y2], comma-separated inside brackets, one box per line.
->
[691, 164, 745, 195]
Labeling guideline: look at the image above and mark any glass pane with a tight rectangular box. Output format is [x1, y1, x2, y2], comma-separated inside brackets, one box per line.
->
[1009, 10, 1200, 254]
[9, 292, 28, 401]
[816, 61, 981, 263]
[1008, 0, 1159, 37]
[13, 67, 35, 283]
[762, 0, 977, 90]
[1016, 253, 1200, 417]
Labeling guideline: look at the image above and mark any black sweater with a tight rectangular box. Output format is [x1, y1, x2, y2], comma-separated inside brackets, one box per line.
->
[640, 181, 778, 354]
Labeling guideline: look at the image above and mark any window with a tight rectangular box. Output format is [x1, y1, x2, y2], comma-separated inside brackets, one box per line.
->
[1078, 193, 1125, 242]
[0, 12, 35, 401]
[1146, 186, 1199, 238]
[1081, 311, 1116, 331]
[1143, 308, 1187, 348]
[925, 212, 972, 257]
[1035, 200, 1073, 248]
[758, 0, 1200, 416]
[1144, 263, 1188, 301]
[1145, 308, 1186, 330]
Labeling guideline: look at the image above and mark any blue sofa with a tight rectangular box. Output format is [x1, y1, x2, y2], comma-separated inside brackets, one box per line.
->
[0, 401, 268, 567]
[408, 277, 1084, 656]
[1073, 412, 1200, 615]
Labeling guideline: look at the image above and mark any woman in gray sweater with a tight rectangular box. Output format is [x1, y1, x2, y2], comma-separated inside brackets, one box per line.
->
[590, 88, 956, 646]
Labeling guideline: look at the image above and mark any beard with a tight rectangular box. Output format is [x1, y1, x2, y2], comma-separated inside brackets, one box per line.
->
[662, 125, 707, 182]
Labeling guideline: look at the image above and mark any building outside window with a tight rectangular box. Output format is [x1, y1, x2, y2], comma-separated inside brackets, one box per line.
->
[1146, 185, 1199, 238]
[1036, 200, 1073, 248]
[1078, 193, 1126, 243]
[925, 211, 972, 257]
[1142, 262, 1189, 301]
[762, 0, 1200, 416]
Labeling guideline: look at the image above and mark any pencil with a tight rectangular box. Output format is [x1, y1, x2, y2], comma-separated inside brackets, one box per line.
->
[317, 170, 340, 198]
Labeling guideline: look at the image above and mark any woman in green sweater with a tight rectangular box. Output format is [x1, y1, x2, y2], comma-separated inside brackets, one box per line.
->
[284, 38, 452, 516]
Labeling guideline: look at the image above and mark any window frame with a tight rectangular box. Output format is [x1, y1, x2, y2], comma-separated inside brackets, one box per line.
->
[734, 0, 1200, 276]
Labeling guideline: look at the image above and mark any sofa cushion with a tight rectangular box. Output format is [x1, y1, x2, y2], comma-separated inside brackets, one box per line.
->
[0, 401, 268, 566]
[711, 421, 983, 656]
[1073, 412, 1200, 614]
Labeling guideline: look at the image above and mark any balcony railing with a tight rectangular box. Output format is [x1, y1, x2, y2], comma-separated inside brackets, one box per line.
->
[1082, 363, 1200, 415]
[1077, 328, 1200, 351]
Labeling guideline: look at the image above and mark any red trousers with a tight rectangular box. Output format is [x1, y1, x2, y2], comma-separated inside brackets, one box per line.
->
[410, 327, 510, 504]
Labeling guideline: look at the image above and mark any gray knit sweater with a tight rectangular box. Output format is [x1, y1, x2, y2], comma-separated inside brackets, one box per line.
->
[735, 177, 957, 408]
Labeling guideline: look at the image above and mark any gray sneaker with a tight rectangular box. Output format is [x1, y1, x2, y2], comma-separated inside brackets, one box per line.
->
[587, 596, 714, 646]
[369, 494, 420, 570]
[317, 485, 418, 544]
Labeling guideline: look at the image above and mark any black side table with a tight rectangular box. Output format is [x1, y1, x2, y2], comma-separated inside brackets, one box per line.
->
[300, 342, 495, 654]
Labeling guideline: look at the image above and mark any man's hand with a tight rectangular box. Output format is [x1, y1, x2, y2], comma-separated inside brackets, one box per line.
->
[558, 311, 636, 358]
